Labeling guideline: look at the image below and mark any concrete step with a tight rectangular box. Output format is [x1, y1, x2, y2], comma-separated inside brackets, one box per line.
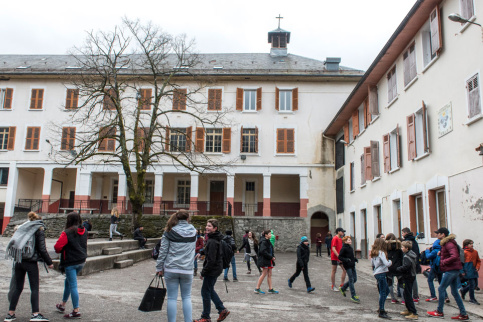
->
[145, 243, 155, 249]
[86, 238, 160, 257]
[102, 247, 122, 255]
[114, 259, 133, 269]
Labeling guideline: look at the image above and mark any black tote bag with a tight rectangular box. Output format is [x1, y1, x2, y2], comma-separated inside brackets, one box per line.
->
[138, 275, 167, 312]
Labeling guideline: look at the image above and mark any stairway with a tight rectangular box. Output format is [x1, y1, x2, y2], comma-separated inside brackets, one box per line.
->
[52, 238, 159, 276]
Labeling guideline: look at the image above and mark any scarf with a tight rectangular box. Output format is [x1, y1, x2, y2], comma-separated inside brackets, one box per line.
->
[5, 220, 44, 263]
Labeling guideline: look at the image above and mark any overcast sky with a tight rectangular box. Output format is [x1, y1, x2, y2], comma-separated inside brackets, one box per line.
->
[1, 0, 416, 71]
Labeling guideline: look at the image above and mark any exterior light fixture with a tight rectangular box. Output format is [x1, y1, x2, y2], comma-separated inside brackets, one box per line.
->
[448, 13, 482, 26]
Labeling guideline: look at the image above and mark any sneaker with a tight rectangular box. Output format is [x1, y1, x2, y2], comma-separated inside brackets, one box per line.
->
[288, 279, 292, 288]
[401, 311, 410, 316]
[427, 310, 444, 317]
[476, 286, 481, 291]
[193, 319, 211, 322]
[4, 314, 16, 322]
[405, 314, 418, 320]
[63, 311, 81, 319]
[223, 278, 229, 282]
[247, 270, 251, 274]
[450, 315, 469, 320]
[120, 234, 124, 240]
[217, 309, 230, 322]
[413, 298, 419, 304]
[56, 304, 66, 312]
[426, 297, 438, 302]
[391, 299, 399, 304]
[402, 301, 405, 305]
[307, 287, 315, 293]
[232, 278, 238, 282]
[339, 287, 346, 297]
[30, 314, 49, 321]
[351, 295, 360, 304]
[254, 288, 265, 294]
[268, 289, 279, 294]
[332, 286, 339, 292]
[378, 310, 391, 319]
[469, 299, 480, 305]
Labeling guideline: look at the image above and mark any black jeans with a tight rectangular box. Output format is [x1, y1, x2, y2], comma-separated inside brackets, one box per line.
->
[402, 277, 417, 315]
[135, 237, 146, 248]
[9, 261, 40, 312]
[316, 245, 322, 256]
[201, 275, 225, 319]
[326, 247, 331, 256]
[247, 255, 261, 273]
[289, 263, 311, 288]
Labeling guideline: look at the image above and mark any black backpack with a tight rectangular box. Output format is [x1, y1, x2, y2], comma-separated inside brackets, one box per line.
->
[220, 238, 234, 269]
[419, 249, 430, 266]
[152, 239, 161, 260]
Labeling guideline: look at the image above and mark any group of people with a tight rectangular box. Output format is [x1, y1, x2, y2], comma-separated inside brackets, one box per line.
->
[5, 212, 88, 322]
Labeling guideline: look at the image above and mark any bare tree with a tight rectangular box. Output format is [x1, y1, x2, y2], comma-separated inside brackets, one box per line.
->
[50, 18, 232, 226]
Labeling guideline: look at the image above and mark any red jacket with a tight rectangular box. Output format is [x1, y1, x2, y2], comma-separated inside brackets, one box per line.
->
[440, 234, 463, 272]
[195, 236, 204, 254]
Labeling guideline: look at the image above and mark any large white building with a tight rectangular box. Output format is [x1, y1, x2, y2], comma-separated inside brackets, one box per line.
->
[0, 26, 363, 240]
[324, 0, 483, 256]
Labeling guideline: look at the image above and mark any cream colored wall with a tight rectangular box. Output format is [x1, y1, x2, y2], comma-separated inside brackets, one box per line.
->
[271, 175, 299, 202]
[0, 188, 6, 202]
[16, 169, 43, 200]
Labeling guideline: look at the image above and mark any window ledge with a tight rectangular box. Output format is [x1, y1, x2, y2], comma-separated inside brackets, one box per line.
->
[0, 185, 7, 188]
[242, 110, 258, 113]
[389, 167, 401, 174]
[240, 153, 260, 156]
[206, 110, 223, 113]
[387, 96, 399, 109]
[460, 16, 477, 33]
[22, 150, 40, 152]
[28, 109, 44, 111]
[369, 115, 380, 125]
[350, 189, 355, 194]
[372, 176, 381, 183]
[360, 183, 367, 189]
[465, 113, 483, 126]
[275, 153, 296, 157]
[357, 128, 366, 137]
[422, 55, 440, 74]
[414, 152, 430, 161]
[204, 152, 223, 156]
[404, 76, 418, 91]
[278, 111, 294, 114]
[0, 109, 12, 112]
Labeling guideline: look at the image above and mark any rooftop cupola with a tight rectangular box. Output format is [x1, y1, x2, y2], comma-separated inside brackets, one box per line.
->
[268, 14, 290, 57]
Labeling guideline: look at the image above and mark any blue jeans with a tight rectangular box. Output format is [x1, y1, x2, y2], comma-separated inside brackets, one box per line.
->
[375, 273, 388, 311]
[194, 254, 198, 270]
[428, 268, 443, 298]
[223, 256, 237, 279]
[461, 278, 477, 301]
[342, 268, 357, 297]
[164, 272, 193, 322]
[201, 275, 225, 319]
[437, 270, 467, 315]
[63, 264, 84, 309]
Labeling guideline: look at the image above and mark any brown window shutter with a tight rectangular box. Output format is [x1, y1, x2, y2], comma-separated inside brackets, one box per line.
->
[407, 114, 416, 160]
[72, 89, 79, 109]
[173, 89, 186, 111]
[409, 196, 416, 233]
[383, 134, 390, 173]
[352, 110, 359, 138]
[104, 89, 116, 110]
[371, 140, 380, 178]
[409, 45, 417, 81]
[256, 88, 262, 110]
[215, 89, 222, 110]
[222, 128, 231, 153]
[343, 124, 349, 143]
[360, 154, 365, 185]
[430, 6, 443, 55]
[208, 89, 214, 110]
[368, 85, 379, 115]
[255, 127, 259, 153]
[422, 101, 429, 152]
[107, 128, 116, 151]
[236, 88, 243, 111]
[33, 127, 40, 150]
[275, 87, 279, 111]
[286, 129, 295, 153]
[69, 127, 76, 150]
[195, 127, 205, 152]
[143, 89, 152, 110]
[292, 88, 298, 111]
[364, 99, 369, 128]
[186, 126, 192, 152]
[396, 124, 401, 168]
[99, 128, 107, 151]
[26, 127, 32, 149]
[165, 126, 170, 151]
[7, 126, 16, 150]
[61, 127, 68, 150]
[66, 89, 79, 109]
[239, 126, 244, 152]
[276, 129, 284, 153]
[4, 88, 13, 109]
[30, 89, 39, 109]
[180, 89, 187, 110]
[364, 146, 372, 180]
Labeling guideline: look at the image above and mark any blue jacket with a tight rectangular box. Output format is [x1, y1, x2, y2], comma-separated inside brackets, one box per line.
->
[425, 239, 441, 270]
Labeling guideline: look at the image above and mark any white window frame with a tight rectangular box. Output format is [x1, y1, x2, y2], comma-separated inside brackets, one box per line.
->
[387, 67, 398, 103]
[205, 128, 223, 153]
[389, 128, 399, 171]
[414, 107, 429, 159]
[465, 72, 482, 124]
[169, 127, 188, 152]
[109, 178, 119, 210]
[403, 43, 418, 88]
[279, 89, 293, 112]
[144, 179, 154, 205]
[23, 125, 42, 152]
[243, 89, 257, 112]
[0, 127, 9, 150]
[241, 127, 257, 154]
[348, 118, 354, 143]
[435, 188, 447, 231]
[174, 178, 191, 208]
[459, 0, 476, 21]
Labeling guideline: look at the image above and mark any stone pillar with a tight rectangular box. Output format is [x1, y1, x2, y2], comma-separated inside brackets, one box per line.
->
[2, 162, 18, 233]
[153, 172, 163, 215]
[74, 169, 92, 211]
[299, 174, 309, 218]
[226, 175, 235, 216]
[117, 172, 127, 213]
[263, 174, 271, 217]
[190, 173, 199, 211]
[41, 166, 54, 213]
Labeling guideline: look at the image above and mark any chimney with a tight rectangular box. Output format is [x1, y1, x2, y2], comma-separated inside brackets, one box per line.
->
[325, 57, 341, 71]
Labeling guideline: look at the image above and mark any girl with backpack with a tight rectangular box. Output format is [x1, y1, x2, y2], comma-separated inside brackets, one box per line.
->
[239, 231, 261, 274]
[5, 212, 53, 322]
[255, 230, 278, 294]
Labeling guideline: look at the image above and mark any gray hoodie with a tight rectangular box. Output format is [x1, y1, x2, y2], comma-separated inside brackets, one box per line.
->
[372, 250, 392, 275]
[156, 220, 197, 274]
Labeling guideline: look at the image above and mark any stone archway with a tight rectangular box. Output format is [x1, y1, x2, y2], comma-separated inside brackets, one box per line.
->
[310, 212, 329, 246]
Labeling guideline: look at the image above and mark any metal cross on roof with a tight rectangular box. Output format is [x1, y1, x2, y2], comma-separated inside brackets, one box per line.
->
[276, 14, 283, 28]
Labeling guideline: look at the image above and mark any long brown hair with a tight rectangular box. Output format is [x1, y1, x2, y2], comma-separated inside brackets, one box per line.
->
[370, 238, 387, 258]
[111, 207, 119, 218]
[165, 210, 190, 232]
[248, 231, 258, 246]
[385, 233, 401, 250]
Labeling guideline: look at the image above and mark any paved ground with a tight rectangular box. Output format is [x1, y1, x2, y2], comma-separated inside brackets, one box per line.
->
[1, 237, 482, 321]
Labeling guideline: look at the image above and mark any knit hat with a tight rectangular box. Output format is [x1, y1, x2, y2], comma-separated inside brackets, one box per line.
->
[301, 236, 308, 242]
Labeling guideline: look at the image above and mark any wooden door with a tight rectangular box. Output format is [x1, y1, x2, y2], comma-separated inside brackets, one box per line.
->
[68, 191, 75, 208]
[210, 181, 224, 215]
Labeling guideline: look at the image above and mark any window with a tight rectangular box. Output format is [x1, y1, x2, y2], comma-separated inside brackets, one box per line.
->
[103, 88, 116, 110]
[236, 88, 262, 112]
[65, 89, 79, 109]
[358, 104, 365, 132]
[241, 127, 258, 153]
[403, 43, 417, 86]
[368, 85, 379, 118]
[176, 180, 191, 206]
[244, 90, 256, 111]
[415, 195, 425, 235]
[99, 127, 116, 151]
[350, 162, 355, 191]
[467, 73, 481, 119]
[407, 103, 429, 160]
[460, 0, 475, 20]
[422, 7, 443, 67]
[0, 168, 8, 185]
[364, 141, 380, 180]
[30, 89, 44, 110]
[135, 127, 148, 152]
[138, 88, 152, 110]
[375, 205, 382, 235]
[360, 154, 365, 185]
[206, 128, 222, 152]
[352, 110, 359, 138]
[429, 188, 447, 237]
[112, 180, 118, 203]
[383, 126, 401, 172]
[0, 88, 13, 110]
[169, 128, 187, 152]
[208, 89, 222, 111]
[436, 189, 447, 228]
[145, 180, 154, 203]
[276, 128, 295, 154]
[173, 88, 187, 111]
[335, 137, 345, 170]
[246, 182, 255, 191]
[387, 67, 397, 102]
[61, 127, 76, 151]
[0, 127, 9, 150]
[25, 127, 40, 150]
[275, 88, 298, 111]
[336, 177, 344, 213]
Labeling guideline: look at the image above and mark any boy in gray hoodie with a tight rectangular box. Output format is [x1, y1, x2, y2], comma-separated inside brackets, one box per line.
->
[396, 241, 418, 320]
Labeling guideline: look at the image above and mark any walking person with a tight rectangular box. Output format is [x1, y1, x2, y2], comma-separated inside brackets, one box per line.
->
[239, 231, 261, 274]
[223, 230, 238, 282]
[194, 230, 204, 276]
[460, 239, 480, 305]
[338, 236, 359, 303]
[156, 210, 197, 322]
[109, 207, 123, 241]
[386, 233, 403, 304]
[397, 241, 418, 320]
[371, 237, 392, 319]
[424, 235, 444, 303]
[402, 227, 420, 303]
[54, 212, 88, 319]
[315, 233, 323, 257]
[194, 219, 230, 322]
[133, 225, 147, 249]
[427, 228, 468, 320]
[255, 230, 279, 294]
[325, 231, 332, 257]
[331, 228, 347, 291]
[5, 212, 54, 322]
[288, 236, 315, 293]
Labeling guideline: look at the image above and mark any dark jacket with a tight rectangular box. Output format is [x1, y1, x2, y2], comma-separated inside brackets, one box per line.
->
[133, 228, 145, 241]
[110, 215, 119, 224]
[440, 234, 463, 272]
[239, 237, 259, 255]
[387, 240, 404, 276]
[27, 228, 53, 265]
[296, 242, 310, 267]
[425, 239, 442, 272]
[325, 235, 332, 248]
[223, 235, 236, 252]
[82, 221, 92, 231]
[404, 232, 421, 273]
[338, 243, 357, 269]
[54, 226, 88, 268]
[396, 250, 418, 280]
[201, 231, 224, 277]
[257, 237, 275, 267]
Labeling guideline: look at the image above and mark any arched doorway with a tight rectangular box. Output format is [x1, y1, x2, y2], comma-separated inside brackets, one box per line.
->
[310, 212, 329, 247]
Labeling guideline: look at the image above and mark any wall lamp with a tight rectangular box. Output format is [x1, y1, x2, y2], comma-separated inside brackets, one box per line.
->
[448, 13, 482, 27]
[476, 144, 483, 156]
